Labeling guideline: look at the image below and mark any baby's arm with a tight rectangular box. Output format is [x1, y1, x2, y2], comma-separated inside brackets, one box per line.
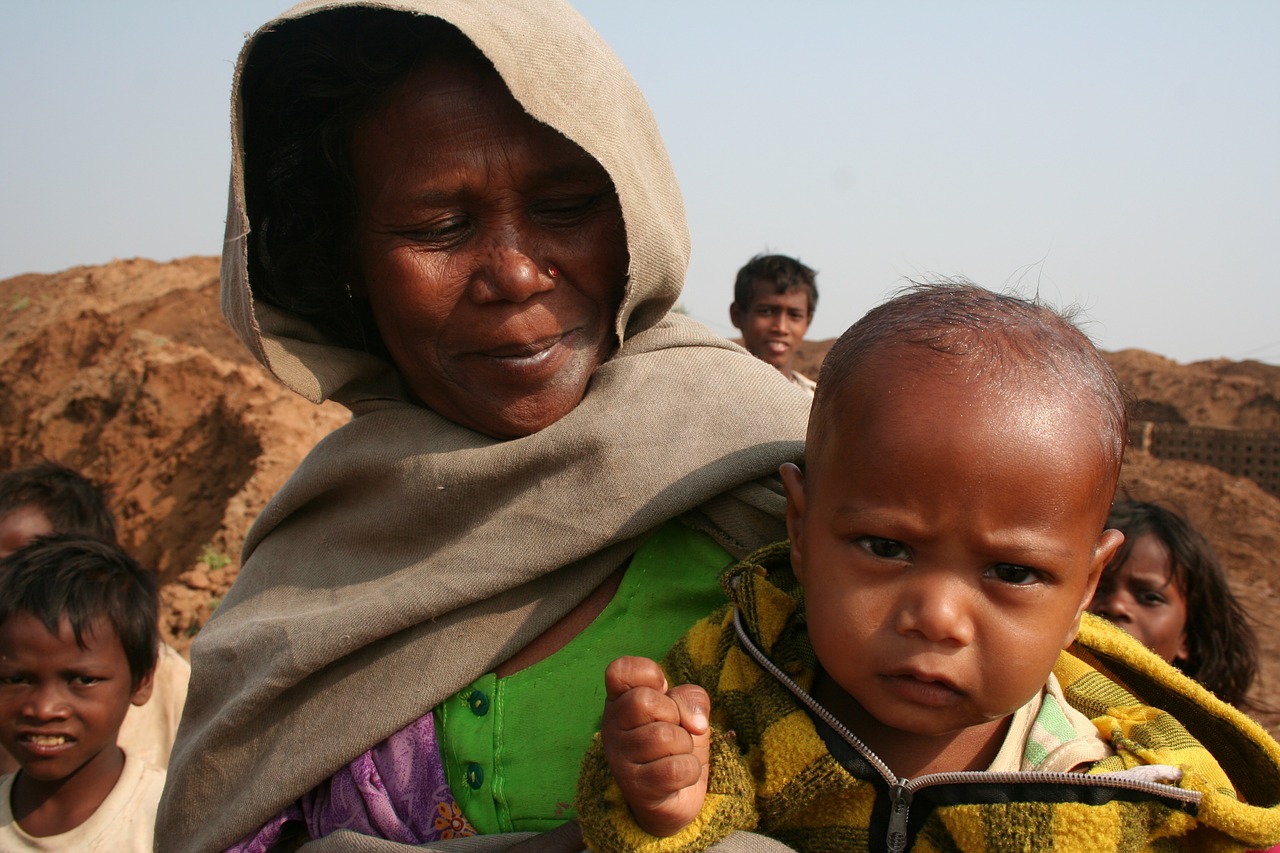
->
[601, 656, 711, 837]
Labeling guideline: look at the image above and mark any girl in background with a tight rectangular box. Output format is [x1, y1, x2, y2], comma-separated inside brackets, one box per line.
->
[1089, 499, 1259, 707]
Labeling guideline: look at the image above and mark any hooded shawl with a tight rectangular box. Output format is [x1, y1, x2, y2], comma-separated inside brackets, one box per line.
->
[155, 2, 810, 851]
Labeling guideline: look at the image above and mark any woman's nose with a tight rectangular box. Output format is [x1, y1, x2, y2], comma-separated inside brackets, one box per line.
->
[470, 234, 555, 304]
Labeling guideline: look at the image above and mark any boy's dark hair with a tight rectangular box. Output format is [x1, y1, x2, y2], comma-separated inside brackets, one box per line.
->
[0, 535, 158, 686]
[733, 254, 818, 315]
[0, 461, 118, 546]
[811, 280, 1127, 480]
[1104, 500, 1258, 707]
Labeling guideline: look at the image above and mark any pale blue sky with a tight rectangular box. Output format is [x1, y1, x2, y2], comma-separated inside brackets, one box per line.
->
[2, 2, 1277, 364]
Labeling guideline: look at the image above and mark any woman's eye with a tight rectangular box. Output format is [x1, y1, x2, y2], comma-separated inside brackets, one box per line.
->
[988, 564, 1041, 586]
[407, 217, 471, 245]
[858, 537, 907, 560]
[533, 195, 600, 224]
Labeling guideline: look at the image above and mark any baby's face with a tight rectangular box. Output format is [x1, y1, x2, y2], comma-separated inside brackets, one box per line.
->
[783, 351, 1121, 757]
[0, 506, 53, 557]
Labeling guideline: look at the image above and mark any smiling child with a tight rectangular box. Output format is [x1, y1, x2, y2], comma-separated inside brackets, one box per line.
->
[577, 282, 1280, 852]
[0, 535, 163, 852]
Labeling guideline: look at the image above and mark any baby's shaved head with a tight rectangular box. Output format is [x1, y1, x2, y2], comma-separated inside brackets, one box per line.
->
[810, 281, 1127, 480]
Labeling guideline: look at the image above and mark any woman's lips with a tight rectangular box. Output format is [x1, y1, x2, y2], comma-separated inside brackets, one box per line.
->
[476, 331, 576, 370]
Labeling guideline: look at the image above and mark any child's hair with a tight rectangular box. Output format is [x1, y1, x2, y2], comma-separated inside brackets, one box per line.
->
[0, 461, 118, 546]
[0, 534, 159, 686]
[810, 280, 1127, 477]
[1104, 500, 1258, 706]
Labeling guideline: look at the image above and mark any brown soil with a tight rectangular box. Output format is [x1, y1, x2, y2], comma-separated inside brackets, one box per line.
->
[0, 258, 347, 653]
[5, 259, 1279, 735]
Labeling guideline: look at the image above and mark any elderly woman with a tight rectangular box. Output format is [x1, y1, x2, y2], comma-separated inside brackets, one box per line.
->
[155, 2, 809, 852]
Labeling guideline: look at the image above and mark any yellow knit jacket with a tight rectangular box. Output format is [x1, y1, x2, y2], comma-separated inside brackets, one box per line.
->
[577, 542, 1280, 853]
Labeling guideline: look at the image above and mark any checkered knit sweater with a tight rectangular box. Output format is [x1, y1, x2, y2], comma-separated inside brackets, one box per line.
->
[577, 542, 1280, 853]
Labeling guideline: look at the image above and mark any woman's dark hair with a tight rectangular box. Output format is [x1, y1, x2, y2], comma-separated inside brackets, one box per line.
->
[1104, 500, 1258, 707]
[0, 534, 159, 687]
[240, 9, 489, 350]
[0, 461, 118, 546]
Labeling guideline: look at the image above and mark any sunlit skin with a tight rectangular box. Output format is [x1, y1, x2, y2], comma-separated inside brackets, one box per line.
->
[729, 284, 813, 375]
[0, 614, 153, 837]
[351, 56, 629, 440]
[1088, 533, 1189, 664]
[0, 507, 53, 558]
[781, 348, 1123, 777]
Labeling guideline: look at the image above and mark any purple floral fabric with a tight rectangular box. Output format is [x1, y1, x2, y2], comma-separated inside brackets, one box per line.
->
[228, 713, 475, 851]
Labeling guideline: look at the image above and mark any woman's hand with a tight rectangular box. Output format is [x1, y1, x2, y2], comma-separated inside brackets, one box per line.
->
[601, 656, 711, 837]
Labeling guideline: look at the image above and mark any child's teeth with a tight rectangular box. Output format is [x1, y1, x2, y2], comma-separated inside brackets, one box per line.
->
[28, 734, 68, 746]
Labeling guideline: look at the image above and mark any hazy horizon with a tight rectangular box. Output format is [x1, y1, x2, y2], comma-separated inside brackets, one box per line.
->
[2, 2, 1277, 365]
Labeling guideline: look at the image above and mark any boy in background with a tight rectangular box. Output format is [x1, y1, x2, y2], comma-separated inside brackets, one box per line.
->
[0, 462, 189, 773]
[729, 254, 818, 394]
[0, 535, 166, 851]
[579, 283, 1280, 852]
[0, 461, 116, 558]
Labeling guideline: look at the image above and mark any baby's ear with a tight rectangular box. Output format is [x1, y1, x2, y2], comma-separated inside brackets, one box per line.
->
[1066, 528, 1125, 647]
[779, 463, 807, 580]
[130, 665, 156, 707]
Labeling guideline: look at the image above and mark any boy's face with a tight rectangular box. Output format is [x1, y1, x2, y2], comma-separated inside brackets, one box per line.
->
[729, 282, 813, 374]
[782, 350, 1122, 756]
[0, 613, 152, 787]
[0, 506, 53, 557]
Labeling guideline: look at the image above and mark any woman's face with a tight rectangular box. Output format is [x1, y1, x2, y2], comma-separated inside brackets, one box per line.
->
[1088, 533, 1189, 664]
[351, 57, 628, 439]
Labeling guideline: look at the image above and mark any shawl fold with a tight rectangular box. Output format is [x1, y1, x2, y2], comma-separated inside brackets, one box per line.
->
[156, 1, 811, 851]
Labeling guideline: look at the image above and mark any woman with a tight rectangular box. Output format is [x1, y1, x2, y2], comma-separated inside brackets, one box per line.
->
[155, 2, 810, 852]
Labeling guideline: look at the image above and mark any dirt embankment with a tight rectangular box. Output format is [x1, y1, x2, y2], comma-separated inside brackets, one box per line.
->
[0, 258, 347, 653]
[5, 259, 1280, 733]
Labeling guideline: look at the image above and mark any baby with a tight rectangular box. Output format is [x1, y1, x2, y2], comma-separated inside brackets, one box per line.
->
[577, 283, 1279, 852]
[0, 535, 166, 851]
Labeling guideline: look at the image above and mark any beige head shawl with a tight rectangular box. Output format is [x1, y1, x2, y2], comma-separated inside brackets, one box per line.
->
[157, 1, 810, 850]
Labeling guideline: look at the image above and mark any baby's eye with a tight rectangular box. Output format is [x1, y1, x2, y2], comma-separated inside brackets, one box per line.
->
[987, 564, 1041, 586]
[858, 537, 908, 560]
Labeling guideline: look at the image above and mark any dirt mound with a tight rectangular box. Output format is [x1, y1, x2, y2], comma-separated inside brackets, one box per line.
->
[4, 259, 1279, 733]
[0, 258, 347, 652]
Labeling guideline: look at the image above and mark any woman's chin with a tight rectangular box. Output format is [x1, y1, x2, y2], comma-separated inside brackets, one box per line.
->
[425, 368, 597, 440]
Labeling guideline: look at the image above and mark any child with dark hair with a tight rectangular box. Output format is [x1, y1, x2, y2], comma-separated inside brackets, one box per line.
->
[0, 535, 166, 851]
[1089, 500, 1259, 708]
[0, 461, 117, 557]
[0, 462, 189, 776]
[578, 283, 1280, 852]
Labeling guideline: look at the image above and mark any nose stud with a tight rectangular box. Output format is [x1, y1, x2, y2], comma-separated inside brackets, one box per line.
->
[547, 264, 560, 278]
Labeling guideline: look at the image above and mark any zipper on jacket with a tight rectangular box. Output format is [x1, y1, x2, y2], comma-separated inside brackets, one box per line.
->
[730, 606, 1203, 851]
[886, 781, 911, 853]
